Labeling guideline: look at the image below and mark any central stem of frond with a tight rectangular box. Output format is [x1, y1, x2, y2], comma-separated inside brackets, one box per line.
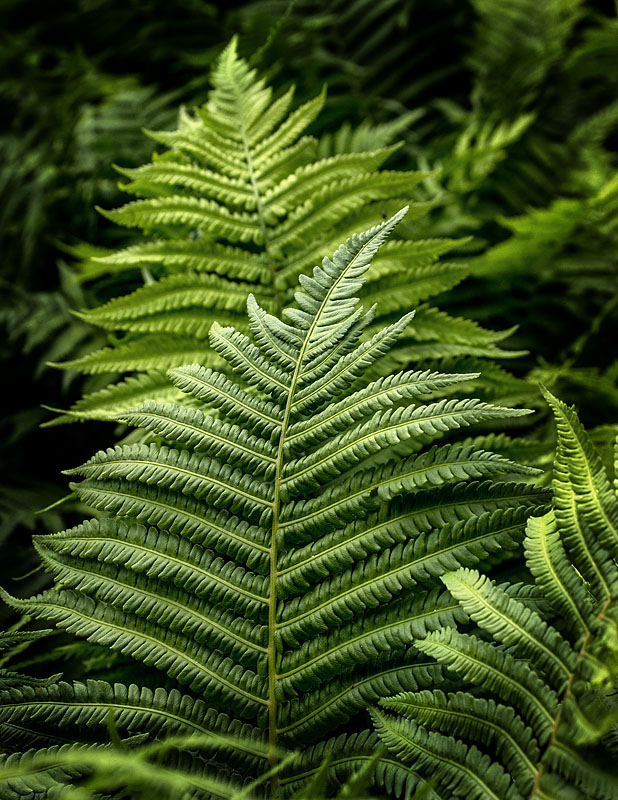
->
[268, 391, 295, 797]
[268, 314, 319, 795]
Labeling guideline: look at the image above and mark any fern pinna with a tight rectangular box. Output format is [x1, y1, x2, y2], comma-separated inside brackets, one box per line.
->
[0, 210, 547, 796]
[376, 387, 618, 799]
[51, 37, 516, 425]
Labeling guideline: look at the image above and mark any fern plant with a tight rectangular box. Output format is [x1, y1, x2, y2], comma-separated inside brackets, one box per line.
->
[0, 732, 407, 800]
[0, 211, 546, 795]
[466, 171, 618, 424]
[229, 0, 618, 431]
[51, 37, 517, 425]
[376, 386, 618, 798]
[0, 730, 282, 800]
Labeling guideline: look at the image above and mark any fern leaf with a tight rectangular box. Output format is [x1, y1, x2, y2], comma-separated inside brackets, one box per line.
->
[378, 389, 618, 798]
[441, 568, 574, 689]
[55, 38, 519, 423]
[381, 690, 538, 796]
[5, 211, 546, 792]
[524, 510, 593, 645]
[372, 709, 519, 800]
[542, 386, 618, 562]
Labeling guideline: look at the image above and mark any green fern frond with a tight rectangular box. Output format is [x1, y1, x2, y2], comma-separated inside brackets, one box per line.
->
[2, 211, 546, 792]
[281, 729, 433, 799]
[0, 730, 430, 800]
[42, 372, 184, 426]
[54, 38, 515, 423]
[0, 745, 93, 800]
[380, 690, 539, 796]
[0, 731, 274, 800]
[378, 387, 618, 799]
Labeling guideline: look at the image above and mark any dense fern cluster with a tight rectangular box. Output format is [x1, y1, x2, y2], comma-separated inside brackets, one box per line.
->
[2, 1, 618, 797]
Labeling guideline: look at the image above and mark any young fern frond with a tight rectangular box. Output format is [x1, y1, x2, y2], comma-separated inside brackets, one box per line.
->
[0, 211, 546, 794]
[377, 387, 618, 799]
[52, 38, 514, 424]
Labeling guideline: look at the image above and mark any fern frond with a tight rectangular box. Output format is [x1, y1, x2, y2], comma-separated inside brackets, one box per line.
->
[541, 386, 618, 563]
[0, 733, 272, 800]
[0, 679, 265, 758]
[5, 211, 546, 791]
[281, 729, 432, 799]
[469, 0, 582, 114]
[378, 388, 618, 799]
[380, 690, 539, 796]
[372, 707, 518, 800]
[54, 37, 517, 423]
[42, 372, 180, 424]
[441, 568, 574, 689]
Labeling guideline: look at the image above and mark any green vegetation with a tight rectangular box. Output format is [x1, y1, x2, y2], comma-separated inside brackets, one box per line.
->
[377, 389, 618, 798]
[1, 1, 617, 796]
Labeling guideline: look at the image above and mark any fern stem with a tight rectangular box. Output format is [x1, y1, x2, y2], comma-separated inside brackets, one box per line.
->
[268, 350, 305, 794]
[235, 82, 285, 323]
[268, 377, 299, 795]
[268, 241, 368, 794]
[268, 470, 282, 795]
[235, 89, 270, 251]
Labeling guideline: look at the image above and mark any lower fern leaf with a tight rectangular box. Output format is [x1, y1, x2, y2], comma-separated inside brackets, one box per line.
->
[378, 388, 618, 799]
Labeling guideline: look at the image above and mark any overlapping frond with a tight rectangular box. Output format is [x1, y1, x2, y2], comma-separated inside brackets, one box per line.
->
[0, 678, 275, 798]
[2, 211, 547, 792]
[377, 388, 618, 799]
[0, 732, 272, 800]
[56, 38, 514, 423]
